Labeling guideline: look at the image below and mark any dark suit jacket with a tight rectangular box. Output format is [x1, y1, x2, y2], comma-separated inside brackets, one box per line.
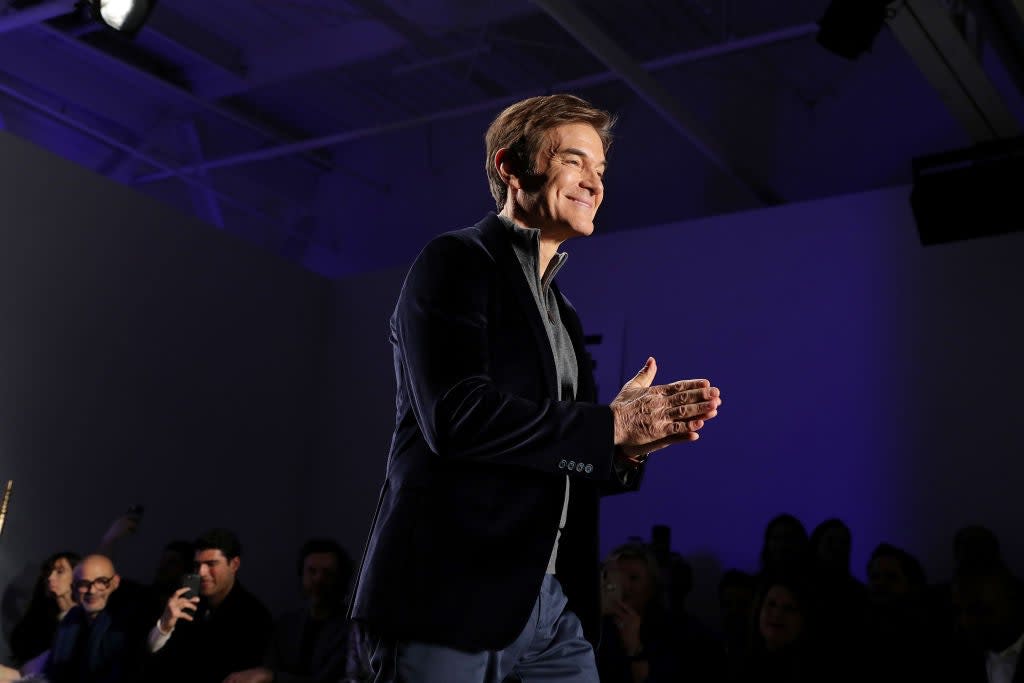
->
[45, 604, 146, 683]
[350, 213, 640, 651]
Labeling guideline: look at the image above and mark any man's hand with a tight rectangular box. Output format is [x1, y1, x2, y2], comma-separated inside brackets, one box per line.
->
[159, 586, 199, 633]
[0, 664, 21, 682]
[223, 668, 273, 683]
[610, 357, 721, 461]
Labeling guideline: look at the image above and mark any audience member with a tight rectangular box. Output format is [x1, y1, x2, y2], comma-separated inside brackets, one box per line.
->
[42, 554, 148, 683]
[735, 575, 842, 683]
[808, 518, 867, 644]
[597, 542, 722, 683]
[225, 538, 354, 683]
[718, 569, 756, 679]
[950, 563, 1024, 682]
[862, 543, 944, 681]
[759, 514, 810, 579]
[8, 551, 81, 666]
[146, 528, 272, 683]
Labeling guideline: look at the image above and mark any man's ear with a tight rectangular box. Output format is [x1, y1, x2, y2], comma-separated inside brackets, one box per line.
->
[229, 556, 241, 573]
[111, 574, 121, 591]
[494, 148, 521, 191]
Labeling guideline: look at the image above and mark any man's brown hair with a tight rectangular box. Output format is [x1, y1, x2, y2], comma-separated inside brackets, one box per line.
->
[484, 94, 615, 210]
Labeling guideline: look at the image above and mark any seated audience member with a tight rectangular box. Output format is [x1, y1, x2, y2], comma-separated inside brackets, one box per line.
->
[808, 518, 867, 643]
[736, 575, 851, 683]
[933, 525, 1008, 633]
[8, 552, 81, 666]
[42, 554, 148, 683]
[862, 543, 944, 681]
[718, 569, 756, 678]
[224, 538, 354, 683]
[759, 515, 810, 579]
[598, 542, 721, 683]
[950, 563, 1024, 683]
[147, 528, 273, 683]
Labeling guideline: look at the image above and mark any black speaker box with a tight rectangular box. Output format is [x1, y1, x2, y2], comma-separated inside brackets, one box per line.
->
[910, 137, 1024, 246]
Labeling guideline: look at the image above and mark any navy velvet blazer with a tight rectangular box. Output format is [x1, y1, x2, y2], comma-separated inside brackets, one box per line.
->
[350, 213, 640, 651]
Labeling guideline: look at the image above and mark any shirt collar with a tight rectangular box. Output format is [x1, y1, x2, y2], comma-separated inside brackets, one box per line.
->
[991, 631, 1024, 659]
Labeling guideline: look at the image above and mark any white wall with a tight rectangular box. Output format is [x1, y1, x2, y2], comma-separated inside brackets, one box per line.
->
[0, 132, 329, 662]
[315, 185, 1024, 625]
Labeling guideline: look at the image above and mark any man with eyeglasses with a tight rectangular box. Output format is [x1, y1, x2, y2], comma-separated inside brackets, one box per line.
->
[41, 553, 148, 683]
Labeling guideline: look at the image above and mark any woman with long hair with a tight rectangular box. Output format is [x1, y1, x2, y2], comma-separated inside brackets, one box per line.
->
[8, 551, 81, 665]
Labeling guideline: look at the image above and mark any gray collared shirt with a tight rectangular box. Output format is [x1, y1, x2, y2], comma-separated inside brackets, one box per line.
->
[498, 214, 576, 575]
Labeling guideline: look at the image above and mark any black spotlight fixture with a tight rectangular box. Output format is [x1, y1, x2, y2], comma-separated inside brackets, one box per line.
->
[816, 0, 895, 60]
[86, 0, 159, 37]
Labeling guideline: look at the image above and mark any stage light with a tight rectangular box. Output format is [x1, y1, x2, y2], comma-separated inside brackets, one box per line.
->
[816, 0, 895, 60]
[87, 0, 158, 36]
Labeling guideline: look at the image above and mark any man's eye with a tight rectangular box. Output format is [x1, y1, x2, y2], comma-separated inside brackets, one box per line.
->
[564, 159, 580, 166]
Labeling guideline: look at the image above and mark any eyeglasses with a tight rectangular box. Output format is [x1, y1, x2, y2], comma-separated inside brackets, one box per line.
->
[73, 576, 114, 592]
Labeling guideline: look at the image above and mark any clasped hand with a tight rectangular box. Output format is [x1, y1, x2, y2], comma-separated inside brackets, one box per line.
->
[610, 357, 721, 462]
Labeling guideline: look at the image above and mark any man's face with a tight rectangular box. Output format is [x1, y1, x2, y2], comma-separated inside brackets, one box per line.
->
[195, 549, 239, 602]
[73, 557, 119, 616]
[302, 552, 340, 604]
[512, 122, 605, 241]
[868, 556, 910, 602]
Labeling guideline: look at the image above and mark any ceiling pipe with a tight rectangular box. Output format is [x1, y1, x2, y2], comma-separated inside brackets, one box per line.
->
[132, 23, 815, 183]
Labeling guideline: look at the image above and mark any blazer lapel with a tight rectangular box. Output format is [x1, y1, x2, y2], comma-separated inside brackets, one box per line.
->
[477, 214, 559, 399]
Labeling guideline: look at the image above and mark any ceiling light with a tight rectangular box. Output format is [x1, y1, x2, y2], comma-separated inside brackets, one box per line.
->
[87, 0, 158, 36]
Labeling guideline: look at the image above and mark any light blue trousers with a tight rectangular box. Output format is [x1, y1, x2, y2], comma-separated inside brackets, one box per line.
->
[365, 574, 599, 683]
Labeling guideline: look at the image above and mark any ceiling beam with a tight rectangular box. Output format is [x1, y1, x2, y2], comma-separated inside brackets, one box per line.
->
[130, 23, 815, 182]
[0, 0, 72, 34]
[192, 21, 404, 99]
[530, 0, 779, 206]
[34, 22, 335, 170]
[143, 5, 247, 79]
[889, 0, 1019, 141]
[0, 77, 282, 227]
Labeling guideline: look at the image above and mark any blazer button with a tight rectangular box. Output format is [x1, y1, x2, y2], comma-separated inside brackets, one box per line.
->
[558, 459, 567, 469]
[576, 463, 584, 472]
[568, 461, 576, 470]
[585, 464, 593, 474]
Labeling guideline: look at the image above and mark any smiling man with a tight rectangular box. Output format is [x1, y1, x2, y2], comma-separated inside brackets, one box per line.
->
[42, 554, 148, 683]
[146, 528, 273, 683]
[349, 94, 722, 683]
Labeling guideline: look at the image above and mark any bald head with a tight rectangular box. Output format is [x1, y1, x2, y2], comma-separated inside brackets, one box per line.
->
[74, 554, 120, 617]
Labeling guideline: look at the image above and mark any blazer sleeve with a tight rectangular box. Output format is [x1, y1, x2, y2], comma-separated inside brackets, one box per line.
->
[395, 233, 616, 480]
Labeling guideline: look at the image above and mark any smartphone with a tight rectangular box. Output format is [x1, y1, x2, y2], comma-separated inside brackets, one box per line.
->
[181, 573, 201, 601]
